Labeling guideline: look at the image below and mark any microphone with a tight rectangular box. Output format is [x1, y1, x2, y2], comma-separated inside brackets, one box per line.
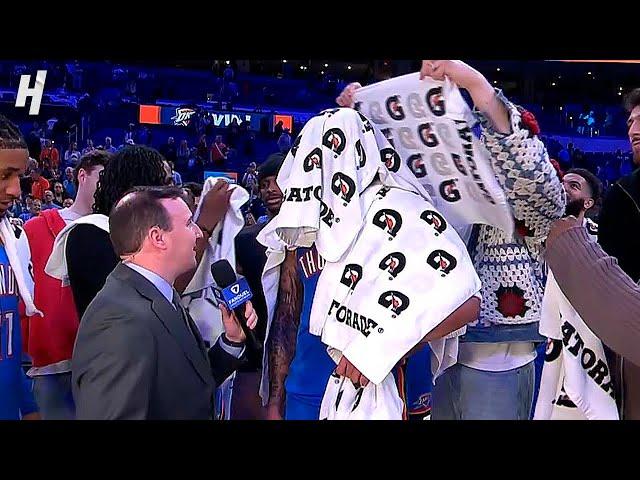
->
[210, 259, 261, 353]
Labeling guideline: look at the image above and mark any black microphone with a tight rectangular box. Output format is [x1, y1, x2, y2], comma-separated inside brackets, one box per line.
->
[210, 259, 261, 353]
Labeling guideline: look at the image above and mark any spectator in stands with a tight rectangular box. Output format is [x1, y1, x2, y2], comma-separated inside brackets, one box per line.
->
[278, 128, 292, 154]
[169, 161, 182, 186]
[8, 197, 25, 218]
[159, 136, 177, 164]
[223, 64, 235, 83]
[30, 121, 44, 139]
[63, 198, 74, 208]
[64, 141, 82, 167]
[104, 137, 116, 154]
[82, 139, 94, 155]
[27, 122, 43, 160]
[603, 111, 613, 135]
[30, 168, 49, 200]
[20, 158, 38, 200]
[187, 147, 200, 181]
[176, 139, 190, 173]
[244, 131, 257, 163]
[242, 162, 259, 203]
[227, 119, 240, 148]
[196, 134, 208, 163]
[23, 195, 33, 214]
[63, 167, 76, 198]
[273, 120, 284, 139]
[40, 139, 60, 171]
[586, 110, 596, 136]
[20, 198, 41, 223]
[210, 135, 228, 168]
[21, 149, 110, 420]
[52, 182, 68, 207]
[41, 190, 61, 211]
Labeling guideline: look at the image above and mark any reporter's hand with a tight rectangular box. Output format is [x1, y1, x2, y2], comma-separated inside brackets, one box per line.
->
[220, 301, 258, 344]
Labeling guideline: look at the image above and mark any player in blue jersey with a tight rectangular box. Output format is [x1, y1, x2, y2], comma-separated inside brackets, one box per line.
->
[0, 114, 40, 420]
[266, 241, 477, 421]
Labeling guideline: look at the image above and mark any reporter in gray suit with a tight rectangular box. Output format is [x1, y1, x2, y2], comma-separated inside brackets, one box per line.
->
[72, 186, 257, 419]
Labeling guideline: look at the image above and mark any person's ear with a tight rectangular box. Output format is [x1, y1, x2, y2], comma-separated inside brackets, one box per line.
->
[584, 198, 594, 211]
[148, 226, 168, 250]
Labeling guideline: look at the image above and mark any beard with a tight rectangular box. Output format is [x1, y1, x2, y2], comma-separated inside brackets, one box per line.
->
[565, 198, 585, 218]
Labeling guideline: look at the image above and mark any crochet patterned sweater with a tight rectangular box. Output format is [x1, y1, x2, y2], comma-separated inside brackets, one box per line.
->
[462, 91, 566, 343]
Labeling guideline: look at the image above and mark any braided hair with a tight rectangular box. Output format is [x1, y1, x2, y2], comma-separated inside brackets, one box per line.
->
[93, 145, 169, 215]
[0, 114, 28, 150]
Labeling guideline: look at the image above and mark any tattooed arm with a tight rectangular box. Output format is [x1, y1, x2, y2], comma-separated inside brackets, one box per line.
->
[265, 249, 303, 420]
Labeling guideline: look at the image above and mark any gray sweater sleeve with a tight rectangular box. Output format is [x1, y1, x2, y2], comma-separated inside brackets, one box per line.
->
[544, 226, 640, 366]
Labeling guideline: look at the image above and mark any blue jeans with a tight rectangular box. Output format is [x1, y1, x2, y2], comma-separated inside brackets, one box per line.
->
[432, 361, 535, 420]
[33, 373, 75, 420]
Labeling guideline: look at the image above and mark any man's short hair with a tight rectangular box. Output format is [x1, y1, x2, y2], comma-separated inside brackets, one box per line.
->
[74, 150, 112, 188]
[566, 167, 603, 205]
[624, 88, 640, 113]
[109, 186, 186, 257]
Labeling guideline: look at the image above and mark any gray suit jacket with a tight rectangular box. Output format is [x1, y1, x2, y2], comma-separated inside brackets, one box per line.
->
[72, 263, 244, 420]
